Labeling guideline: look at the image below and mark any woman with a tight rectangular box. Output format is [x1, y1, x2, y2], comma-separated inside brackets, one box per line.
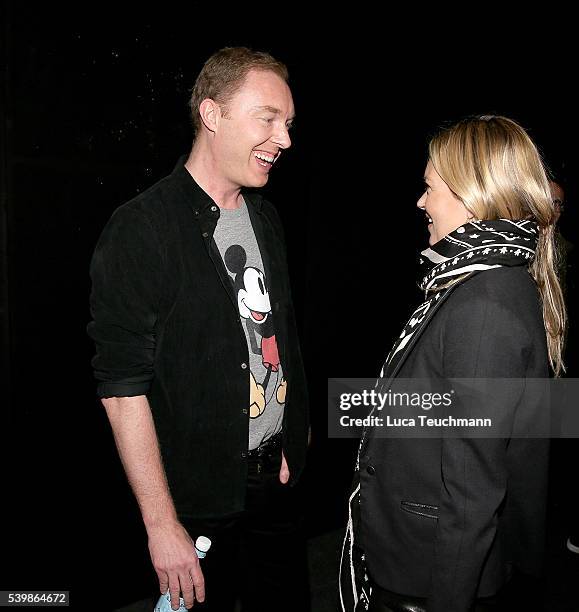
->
[339, 115, 566, 612]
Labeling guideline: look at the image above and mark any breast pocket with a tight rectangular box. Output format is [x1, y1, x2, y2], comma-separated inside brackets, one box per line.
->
[400, 500, 439, 520]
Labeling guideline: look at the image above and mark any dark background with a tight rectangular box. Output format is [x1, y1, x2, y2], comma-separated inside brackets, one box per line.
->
[2, 6, 578, 610]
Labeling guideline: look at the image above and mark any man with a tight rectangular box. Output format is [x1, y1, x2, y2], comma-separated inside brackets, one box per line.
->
[87, 47, 309, 611]
[549, 179, 578, 557]
[550, 179, 573, 278]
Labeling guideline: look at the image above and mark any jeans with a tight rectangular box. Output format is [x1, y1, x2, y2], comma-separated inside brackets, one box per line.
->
[176, 437, 310, 611]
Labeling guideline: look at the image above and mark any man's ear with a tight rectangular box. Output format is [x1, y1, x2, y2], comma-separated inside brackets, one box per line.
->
[199, 98, 221, 133]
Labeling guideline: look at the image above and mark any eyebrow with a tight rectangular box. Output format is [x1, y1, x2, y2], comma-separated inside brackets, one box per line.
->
[252, 105, 295, 121]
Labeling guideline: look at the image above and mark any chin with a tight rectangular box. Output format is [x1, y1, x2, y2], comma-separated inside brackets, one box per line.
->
[245, 174, 269, 189]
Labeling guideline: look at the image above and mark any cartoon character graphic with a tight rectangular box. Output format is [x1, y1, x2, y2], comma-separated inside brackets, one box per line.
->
[224, 244, 286, 418]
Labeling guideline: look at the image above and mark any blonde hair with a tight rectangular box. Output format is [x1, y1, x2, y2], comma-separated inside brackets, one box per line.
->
[429, 115, 566, 376]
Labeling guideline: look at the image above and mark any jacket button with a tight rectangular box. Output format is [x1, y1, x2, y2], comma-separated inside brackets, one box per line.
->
[241, 362, 248, 369]
[210, 205, 218, 212]
[202, 231, 209, 238]
[366, 465, 376, 476]
[241, 450, 247, 458]
[242, 408, 248, 414]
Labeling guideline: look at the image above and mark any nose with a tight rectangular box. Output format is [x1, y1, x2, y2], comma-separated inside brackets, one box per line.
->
[417, 191, 426, 209]
[272, 124, 291, 150]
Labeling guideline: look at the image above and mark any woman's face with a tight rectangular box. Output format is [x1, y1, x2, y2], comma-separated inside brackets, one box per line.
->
[417, 161, 472, 245]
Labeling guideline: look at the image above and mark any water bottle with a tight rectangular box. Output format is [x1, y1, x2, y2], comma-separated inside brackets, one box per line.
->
[154, 536, 212, 611]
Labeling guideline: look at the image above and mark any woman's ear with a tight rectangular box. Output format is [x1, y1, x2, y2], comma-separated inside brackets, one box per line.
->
[464, 204, 476, 222]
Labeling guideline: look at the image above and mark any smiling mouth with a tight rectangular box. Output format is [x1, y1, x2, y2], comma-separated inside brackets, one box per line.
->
[253, 150, 279, 169]
[250, 309, 267, 321]
[242, 299, 268, 322]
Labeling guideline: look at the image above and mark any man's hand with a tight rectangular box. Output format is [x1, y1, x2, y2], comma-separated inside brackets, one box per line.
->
[279, 450, 290, 484]
[147, 520, 205, 610]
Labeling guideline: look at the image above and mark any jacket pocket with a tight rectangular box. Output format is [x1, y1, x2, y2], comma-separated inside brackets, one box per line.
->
[401, 500, 439, 520]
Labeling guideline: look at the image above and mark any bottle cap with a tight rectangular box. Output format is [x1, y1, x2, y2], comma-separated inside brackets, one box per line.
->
[195, 536, 212, 553]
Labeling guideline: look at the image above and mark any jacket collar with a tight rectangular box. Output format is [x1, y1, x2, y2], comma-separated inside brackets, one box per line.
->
[171, 155, 264, 215]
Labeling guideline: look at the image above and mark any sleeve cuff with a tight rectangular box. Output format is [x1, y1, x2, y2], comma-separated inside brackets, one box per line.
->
[96, 380, 151, 398]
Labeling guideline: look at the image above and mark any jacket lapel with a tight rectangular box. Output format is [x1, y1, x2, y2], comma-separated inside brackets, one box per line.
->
[381, 282, 461, 387]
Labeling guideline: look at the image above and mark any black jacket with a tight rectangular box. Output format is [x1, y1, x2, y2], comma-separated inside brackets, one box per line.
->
[359, 267, 549, 612]
[87, 158, 309, 519]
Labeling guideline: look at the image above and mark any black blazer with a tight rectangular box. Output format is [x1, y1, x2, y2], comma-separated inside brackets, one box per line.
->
[358, 267, 549, 612]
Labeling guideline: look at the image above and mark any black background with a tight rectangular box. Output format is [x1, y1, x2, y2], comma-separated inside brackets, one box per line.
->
[2, 6, 578, 610]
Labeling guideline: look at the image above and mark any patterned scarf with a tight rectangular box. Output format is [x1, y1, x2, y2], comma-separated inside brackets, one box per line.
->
[338, 218, 538, 612]
[383, 218, 538, 379]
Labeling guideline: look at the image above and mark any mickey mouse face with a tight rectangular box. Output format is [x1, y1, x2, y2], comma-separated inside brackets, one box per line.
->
[238, 267, 271, 324]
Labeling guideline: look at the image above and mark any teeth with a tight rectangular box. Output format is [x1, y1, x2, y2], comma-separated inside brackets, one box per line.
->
[254, 152, 275, 163]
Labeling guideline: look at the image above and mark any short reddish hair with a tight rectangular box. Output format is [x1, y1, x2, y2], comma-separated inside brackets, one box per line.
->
[189, 47, 289, 136]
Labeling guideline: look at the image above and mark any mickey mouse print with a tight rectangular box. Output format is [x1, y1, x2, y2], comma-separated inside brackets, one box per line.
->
[225, 244, 287, 418]
[211, 199, 286, 449]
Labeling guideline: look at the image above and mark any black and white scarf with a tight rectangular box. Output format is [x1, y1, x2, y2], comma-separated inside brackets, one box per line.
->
[338, 219, 538, 612]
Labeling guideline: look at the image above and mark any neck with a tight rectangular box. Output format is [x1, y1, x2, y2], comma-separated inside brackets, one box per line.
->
[184, 140, 242, 210]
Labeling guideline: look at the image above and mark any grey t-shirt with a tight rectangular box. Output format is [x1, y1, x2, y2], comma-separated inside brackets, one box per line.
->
[213, 198, 285, 450]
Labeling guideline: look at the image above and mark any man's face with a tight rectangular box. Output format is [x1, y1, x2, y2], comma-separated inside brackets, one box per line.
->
[213, 69, 295, 188]
[549, 181, 565, 225]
